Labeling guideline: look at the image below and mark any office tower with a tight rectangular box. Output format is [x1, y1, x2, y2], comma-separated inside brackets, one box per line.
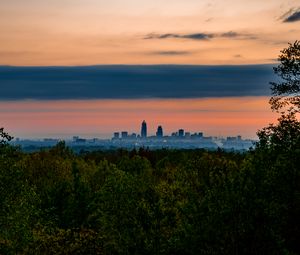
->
[113, 132, 120, 139]
[178, 129, 184, 137]
[156, 125, 163, 138]
[141, 120, 147, 138]
[121, 131, 128, 139]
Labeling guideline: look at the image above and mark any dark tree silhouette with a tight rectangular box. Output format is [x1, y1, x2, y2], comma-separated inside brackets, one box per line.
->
[0, 127, 13, 147]
[270, 40, 300, 114]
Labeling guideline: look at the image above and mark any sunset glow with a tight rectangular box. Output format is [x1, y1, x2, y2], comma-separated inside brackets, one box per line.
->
[0, 97, 277, 139]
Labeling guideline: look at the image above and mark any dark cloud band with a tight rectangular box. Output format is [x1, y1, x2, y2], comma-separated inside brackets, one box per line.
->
[0, 65, 276, 100]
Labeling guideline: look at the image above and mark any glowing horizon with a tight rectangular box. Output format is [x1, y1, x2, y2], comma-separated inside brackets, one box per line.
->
[0, 97, 278, 140]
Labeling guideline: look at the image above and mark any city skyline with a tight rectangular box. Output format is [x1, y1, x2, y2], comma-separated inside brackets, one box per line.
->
[113, 120, 204, 139]
[13, 120, 254, 152]
[1, 97, 277, 140]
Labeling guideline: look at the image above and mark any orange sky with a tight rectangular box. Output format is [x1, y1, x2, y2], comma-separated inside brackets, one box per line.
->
[0, 97, 278, 139]
[0, 0, 300, 65]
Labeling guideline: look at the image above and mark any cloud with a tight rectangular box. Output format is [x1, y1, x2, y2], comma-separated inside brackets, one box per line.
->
[149, 51, 191, 56]
[279, 8, 294, 20]
[282, 8, 300, 22]
[145, 31, 257, 41]
[0, 65, 276, 100]
[218, 31, 257, 40]
[221, 31, 239, 38]
[284, 11, 300, 22]
[0, 51, 39, 57]
[144, 33, 214, 40]
[233, 54, 242, 58]
[182, 33, 214, 40]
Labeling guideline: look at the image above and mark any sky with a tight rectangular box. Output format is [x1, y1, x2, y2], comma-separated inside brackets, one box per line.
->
[0, 0, 299, 139]
[1, 0, 300, 65]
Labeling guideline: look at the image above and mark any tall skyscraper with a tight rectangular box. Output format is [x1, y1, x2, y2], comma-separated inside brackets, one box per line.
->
[141, 120, 147, 138]
[156, 125, 163, 138]
[121, 131, 128, 139]
[178, 129, 184, 137]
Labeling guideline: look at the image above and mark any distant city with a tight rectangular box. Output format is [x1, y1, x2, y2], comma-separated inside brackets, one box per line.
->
[11, 120, 256, 152]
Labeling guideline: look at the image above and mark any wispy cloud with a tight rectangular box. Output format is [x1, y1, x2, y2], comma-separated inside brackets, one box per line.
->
[145, 31, 257, 41]
[281, 8, 300, 23]
[233, 54, 242, 58]
[221, 31, 257, 40]
[0, 51, 40, 57]
[182, 33, 214, 40]
[221, 31, 239, 38]
[144, 33, 214, 40]
[148, 51, 191, 56]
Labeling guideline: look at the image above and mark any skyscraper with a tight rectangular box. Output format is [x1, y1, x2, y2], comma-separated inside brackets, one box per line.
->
[121, 131, 128, 139]
[178, 129, 184, 137]
[141, 120, 147, 138]
[156, 125, 163, 138]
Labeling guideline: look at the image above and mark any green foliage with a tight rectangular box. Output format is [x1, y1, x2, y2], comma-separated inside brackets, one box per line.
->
[0, 130, 39, 254]
[256, 112, 300, 254]
[1, 135, 299, 254]
[89, 169, 148, 254]
[28, 228, 103, 255]
[270, 40, 300, 113]
[257, 112, 300, 152]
